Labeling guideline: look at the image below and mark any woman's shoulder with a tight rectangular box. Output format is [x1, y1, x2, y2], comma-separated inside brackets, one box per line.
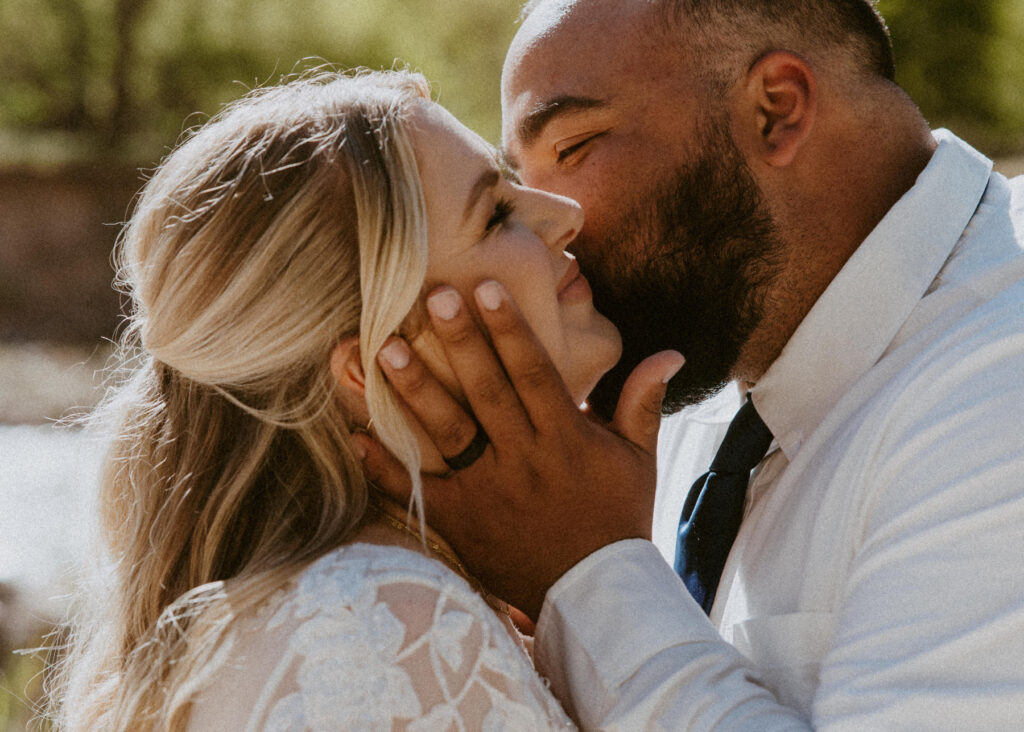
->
[280, 541, 483, 613]
[188, 543, 575, 731]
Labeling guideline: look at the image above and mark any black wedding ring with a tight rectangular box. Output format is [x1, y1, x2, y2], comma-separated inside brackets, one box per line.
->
[442, 424, 490, 471]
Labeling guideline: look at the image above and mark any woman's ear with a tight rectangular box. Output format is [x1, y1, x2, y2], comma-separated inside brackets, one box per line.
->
[734, 50, 817, 168]
[330, 336, 365, 398]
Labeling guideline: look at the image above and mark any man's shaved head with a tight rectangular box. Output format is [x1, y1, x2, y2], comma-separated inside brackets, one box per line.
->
[521, 0, 894, 88]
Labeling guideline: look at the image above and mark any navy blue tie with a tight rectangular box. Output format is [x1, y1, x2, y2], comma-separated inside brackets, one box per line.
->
[674, 396, 773, 613]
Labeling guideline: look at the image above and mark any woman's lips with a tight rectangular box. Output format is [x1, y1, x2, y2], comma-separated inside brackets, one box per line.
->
[557, 259, 592, 302]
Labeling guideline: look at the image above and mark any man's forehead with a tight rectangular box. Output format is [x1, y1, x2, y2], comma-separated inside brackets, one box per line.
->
[502, 0, 664, 134]
[513, 0, 657, 52]
[516, 0, 585, 40]
[505, 0, 656, 98]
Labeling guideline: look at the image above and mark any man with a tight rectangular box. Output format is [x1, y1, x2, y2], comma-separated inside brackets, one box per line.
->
[359, 0, 1024, 727]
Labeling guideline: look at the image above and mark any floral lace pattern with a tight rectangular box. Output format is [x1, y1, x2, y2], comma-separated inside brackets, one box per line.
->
[187, 544, 575, 731]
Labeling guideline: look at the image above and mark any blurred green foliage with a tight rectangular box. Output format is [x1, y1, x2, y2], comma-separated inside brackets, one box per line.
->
[0, 0, 520, 164]
[1, 639, 51, 731]
[0, 0, 1022, 165]
[879, 0, 1024, 154]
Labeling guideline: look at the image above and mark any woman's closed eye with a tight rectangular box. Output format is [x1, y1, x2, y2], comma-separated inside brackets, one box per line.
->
[485, 197, 516, 234]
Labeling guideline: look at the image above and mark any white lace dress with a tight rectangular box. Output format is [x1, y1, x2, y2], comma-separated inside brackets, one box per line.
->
[187, 543, 575, 731]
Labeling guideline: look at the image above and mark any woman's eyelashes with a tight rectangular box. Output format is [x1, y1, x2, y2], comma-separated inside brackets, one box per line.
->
[485, 196, 516, 235]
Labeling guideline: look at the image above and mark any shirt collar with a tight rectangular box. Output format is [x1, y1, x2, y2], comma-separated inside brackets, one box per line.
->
[751, 130, 993, 459]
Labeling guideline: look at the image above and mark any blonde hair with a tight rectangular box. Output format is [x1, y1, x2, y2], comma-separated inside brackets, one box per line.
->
[52, 69, 433, 730]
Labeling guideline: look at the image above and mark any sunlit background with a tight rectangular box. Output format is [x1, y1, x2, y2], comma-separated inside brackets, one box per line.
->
[1, 1, 1022, 727]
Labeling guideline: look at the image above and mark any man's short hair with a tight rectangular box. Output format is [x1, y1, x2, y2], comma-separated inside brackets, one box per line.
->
[661, 0, 895, 81]
[520, 0, 895, 83]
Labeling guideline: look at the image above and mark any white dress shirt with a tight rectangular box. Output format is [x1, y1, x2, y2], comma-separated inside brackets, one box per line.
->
[536, 131, 1024, 730]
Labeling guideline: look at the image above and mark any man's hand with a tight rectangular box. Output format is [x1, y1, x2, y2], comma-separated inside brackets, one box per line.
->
[355, 280, 684, 621]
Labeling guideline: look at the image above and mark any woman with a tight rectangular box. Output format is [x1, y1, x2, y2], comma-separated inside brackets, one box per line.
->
[55, 70, 622, 730]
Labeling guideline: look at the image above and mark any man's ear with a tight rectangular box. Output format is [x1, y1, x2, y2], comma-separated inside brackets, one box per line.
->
[330, 335, 365, 398]
[734, 50, 817, 168]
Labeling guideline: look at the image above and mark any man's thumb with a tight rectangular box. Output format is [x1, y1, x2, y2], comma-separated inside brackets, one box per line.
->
[610, 351, 685, 452]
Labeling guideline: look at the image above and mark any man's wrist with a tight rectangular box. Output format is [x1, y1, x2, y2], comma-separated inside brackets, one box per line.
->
[534, 538, 654, 624]
[519, 536, 652, 622]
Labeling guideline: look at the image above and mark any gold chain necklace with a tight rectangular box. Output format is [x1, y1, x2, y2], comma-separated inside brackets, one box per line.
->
[366, 499, 511, 618]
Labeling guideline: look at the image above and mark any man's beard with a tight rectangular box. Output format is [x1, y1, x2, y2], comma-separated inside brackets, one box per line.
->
[585, 119, 785, 420]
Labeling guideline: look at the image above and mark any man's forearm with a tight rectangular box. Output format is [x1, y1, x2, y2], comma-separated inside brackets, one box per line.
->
[535, 540, 809, 731]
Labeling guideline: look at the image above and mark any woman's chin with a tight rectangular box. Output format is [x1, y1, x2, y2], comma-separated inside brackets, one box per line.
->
[572, 366, 617, 409]
[569, 338, 623, 407]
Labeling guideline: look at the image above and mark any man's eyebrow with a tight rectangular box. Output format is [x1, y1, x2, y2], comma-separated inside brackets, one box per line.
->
[463, 168, 501, 224]
[516, 95, 608, 150]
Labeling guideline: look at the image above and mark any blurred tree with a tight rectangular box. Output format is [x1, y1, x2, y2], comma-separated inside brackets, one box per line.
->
[109, 0, 156, 144]
[0, 0, 521, 163]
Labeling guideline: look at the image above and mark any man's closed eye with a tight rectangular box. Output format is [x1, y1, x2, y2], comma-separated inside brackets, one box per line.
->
[555, 131, 606, 163]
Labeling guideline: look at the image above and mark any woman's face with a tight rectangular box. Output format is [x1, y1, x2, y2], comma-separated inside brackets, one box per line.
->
[409, 102, 622, 404]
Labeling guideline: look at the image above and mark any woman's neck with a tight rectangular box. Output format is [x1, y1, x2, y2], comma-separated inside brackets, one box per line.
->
[358, 491, 536, 635]
[365, 492, 461, 559]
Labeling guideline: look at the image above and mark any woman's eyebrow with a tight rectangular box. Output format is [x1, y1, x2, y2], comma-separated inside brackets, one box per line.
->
[463, 168, 501, 224]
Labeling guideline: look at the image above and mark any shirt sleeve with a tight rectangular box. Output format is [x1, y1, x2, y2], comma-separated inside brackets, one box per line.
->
[535, 540, 810, 730]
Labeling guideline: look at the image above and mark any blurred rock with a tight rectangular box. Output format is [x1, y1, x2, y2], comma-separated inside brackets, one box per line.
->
[996, 156, 1024, 179]
[0, 342, 108, 424]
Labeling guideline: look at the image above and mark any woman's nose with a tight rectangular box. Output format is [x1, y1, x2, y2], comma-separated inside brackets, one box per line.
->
[528, 189, 584, 252]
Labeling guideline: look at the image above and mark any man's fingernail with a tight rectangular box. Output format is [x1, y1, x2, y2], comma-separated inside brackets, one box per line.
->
[427, 288, 461, 320]
[663, 353, 685, 383]
[379, 340, 410, 370]
[476, 280, 504, 311]
[351, 436, 367, 460]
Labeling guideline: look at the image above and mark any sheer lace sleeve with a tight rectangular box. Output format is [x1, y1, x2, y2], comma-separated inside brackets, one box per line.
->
[187, 544, 575, 731]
